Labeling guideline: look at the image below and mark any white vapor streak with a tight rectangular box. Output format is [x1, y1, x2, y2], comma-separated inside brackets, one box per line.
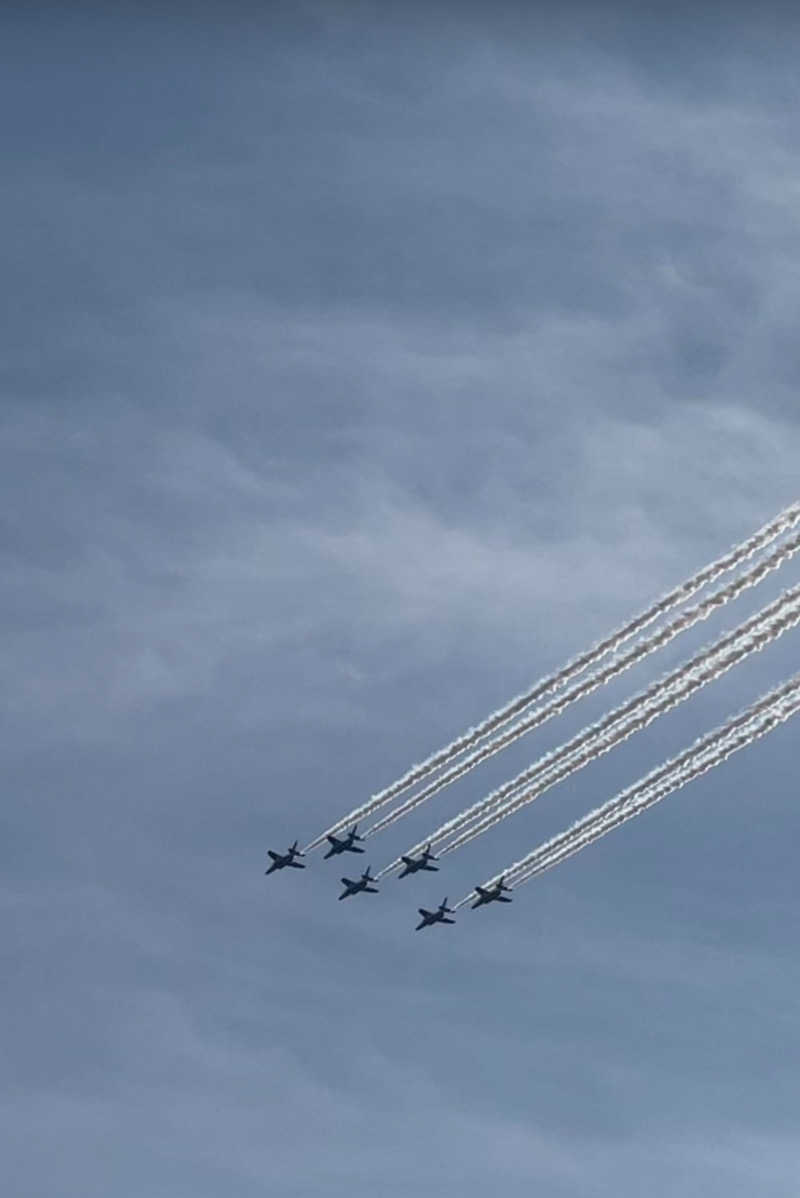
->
[454, 674, 800, 909]
[376, 539, 800, 872]
[392, 579, 800, 867]
[500, 674, 800, 890]
[436, 587, 800, 862]
[303, 504, 800, 851]
[514, 681, 800, 888]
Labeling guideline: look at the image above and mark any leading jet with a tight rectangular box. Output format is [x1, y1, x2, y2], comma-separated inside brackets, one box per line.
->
[471, 877, 513, 909]
[265, 842, 306, 875]
[338, 867, 380, 901]
[415, 898, 455, 931]
[397, 845, 439, 879]
[323, 826, 364, 859]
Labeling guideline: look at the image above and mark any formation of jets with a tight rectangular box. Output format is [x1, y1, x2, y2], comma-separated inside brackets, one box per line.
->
[265, 835, 512, 928]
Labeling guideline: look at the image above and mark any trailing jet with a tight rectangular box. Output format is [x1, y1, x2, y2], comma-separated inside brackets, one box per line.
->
[338, 867, 380, 901]
[398, 845, 439, 878]
[265, 842, 306, 875]
[415, 898, 455, 931]
[323, 826, 364, 859]
[471, 877, 512, 909]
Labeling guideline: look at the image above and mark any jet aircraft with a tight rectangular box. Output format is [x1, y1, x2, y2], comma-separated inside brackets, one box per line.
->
[265, 842, 306, 875]
[397, 845, 439, 878]
[471, 877, 513, 908]
[323, 826, 364, 859]
[415, 898, 455, 931]
[338, 867, 380, 901]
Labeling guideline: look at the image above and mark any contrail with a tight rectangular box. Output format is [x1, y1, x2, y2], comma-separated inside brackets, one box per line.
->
[380, 580, 800, 871]
[512, 678, 800, 890]
[368, 529, 800, 846]
[499, 673, 800, 890]
[376, 558, 800, 874]
[303, 503, 800, 851]
[426, 586, 800, 865]
[454, 673, 800, 909]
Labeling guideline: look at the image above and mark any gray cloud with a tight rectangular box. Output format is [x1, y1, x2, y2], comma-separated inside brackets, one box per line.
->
[3, 6, 800, 1196]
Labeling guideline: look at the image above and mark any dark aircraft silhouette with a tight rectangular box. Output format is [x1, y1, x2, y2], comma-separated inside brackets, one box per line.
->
[265, 842, 306, 875]
[471, 877, 513, 909]
[398, 845, 439, 879]
[415, 898, 455, 931]
[323, 826, 364, 859]
[338, 867, 380, 901]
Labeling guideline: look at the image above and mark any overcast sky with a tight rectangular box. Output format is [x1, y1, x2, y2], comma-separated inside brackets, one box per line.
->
[3, 5, 800, 1196]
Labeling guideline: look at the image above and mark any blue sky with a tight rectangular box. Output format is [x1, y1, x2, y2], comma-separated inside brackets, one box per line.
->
[3, 5, 800, 1195]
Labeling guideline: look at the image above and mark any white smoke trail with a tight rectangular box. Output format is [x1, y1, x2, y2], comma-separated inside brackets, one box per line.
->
[368, 530, 800, 848]
[499, 674, 800, 890]
[454, 674, 800, 909]
[378, 572, 800, 881]
[303, 504, 800, 851]
[515, 681, 800, 889]
[382, 582, 800, 869]
[434, 588, 800, 861]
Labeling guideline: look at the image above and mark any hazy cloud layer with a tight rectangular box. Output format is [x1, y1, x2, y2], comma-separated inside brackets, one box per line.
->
[3, 6, 800, 1196]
